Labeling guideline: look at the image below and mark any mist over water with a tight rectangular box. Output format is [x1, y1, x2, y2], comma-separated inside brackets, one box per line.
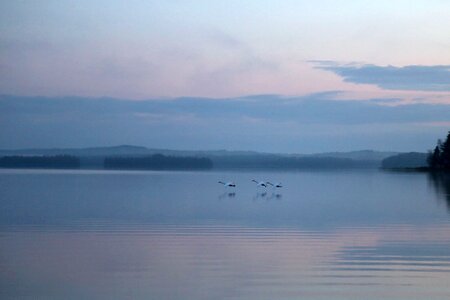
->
[1, 169, 450, 299]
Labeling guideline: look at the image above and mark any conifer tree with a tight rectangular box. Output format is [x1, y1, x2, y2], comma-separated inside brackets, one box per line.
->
[428, 132, 450, 170]
[441, 131, 450, 169]
[427, 146, 441, 169]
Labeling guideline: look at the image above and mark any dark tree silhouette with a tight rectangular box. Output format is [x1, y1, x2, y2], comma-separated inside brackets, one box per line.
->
[441, 132, 450, 168]
[428, 131, 450, 170]
[0, 155, 80, 169]
[427, 146, 442, 169]
[104, 154, 213, 170]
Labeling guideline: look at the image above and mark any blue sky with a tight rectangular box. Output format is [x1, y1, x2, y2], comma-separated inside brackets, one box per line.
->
[0, 1, 449, 151]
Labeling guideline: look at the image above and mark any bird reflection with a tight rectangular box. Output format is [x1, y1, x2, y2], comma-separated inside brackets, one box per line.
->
[253, 191, 282, 201]
[428, 172, 450, 212]
[218, 192, 236, 200]
[268, 193, 282, 200]
[253, 191, 267, 201]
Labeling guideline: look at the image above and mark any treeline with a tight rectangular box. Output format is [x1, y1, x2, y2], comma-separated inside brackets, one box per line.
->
[0, 153, 382, 170]
[104, 154, 213, 170]
[428, 131, 450, 170]
[0, 155, 80, 169]
[381, 152, 428, 169]
[211, 155, 375, 169]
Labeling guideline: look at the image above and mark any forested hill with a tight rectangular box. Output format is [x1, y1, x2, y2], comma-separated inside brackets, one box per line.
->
[0, 146, 400, 170]
[104, 155, 213, 170]
[381, 152, 428, 169]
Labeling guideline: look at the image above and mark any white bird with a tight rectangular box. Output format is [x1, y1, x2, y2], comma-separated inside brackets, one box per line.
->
[252, 179, 267, 187]
[267, 182, 283, 188]
[218, 181, 236, 187]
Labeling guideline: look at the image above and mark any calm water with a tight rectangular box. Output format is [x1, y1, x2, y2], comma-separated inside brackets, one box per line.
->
[1, 169, 450, 299]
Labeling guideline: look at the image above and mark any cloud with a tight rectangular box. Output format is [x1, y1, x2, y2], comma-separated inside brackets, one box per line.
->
[313, 62, 450, 91]
[1, 93, 450, 152]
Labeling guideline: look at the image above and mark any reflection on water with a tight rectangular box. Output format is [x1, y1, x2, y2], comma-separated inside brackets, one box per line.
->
[252, 192, 282, 201]
[1, 169, 450, 299]
[218, 191, 236, 199]
[253, 191, 267, 200]
[428, 172, 450, 211]
[1, 223, 450, 300]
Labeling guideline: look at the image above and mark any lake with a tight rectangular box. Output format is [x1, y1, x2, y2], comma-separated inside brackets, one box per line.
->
[1, 169, 450, 299]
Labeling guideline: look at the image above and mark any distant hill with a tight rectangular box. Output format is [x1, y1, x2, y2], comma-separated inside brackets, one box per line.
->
[0, 146, 396, 159]
[209, 154, 372, 170]
[381, 152, 428, 169]
[0, 145, 401, 170]
[104, 154, 213, 170]
[0, 145, 262, 158]
[0, 145, 153, 156]
[311, 150, 398, 161]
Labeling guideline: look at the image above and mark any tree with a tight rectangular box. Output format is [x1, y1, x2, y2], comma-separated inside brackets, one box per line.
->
[427, 146, 442, 169]
[428, 131, 450, 170]
[441, 132, 450, 168]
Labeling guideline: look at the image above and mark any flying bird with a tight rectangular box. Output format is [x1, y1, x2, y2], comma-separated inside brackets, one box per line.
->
[252, 180, 267, 187]
[218, 181, 236, 187]
[267, 182, 283, 188]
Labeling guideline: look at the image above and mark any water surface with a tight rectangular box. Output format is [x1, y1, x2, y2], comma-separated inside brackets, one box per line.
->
[1, 169, 449, 299]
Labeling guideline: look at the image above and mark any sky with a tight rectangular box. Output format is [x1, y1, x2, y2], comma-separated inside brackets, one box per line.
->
[1, 1, 449, 152]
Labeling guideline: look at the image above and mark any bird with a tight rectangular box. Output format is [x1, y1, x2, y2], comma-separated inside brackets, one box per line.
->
[267, 182, 282, 188]
[252, 180, 267, 187]
[218, 181, 236, 187]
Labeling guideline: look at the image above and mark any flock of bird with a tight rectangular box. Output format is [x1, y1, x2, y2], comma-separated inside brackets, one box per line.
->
[218, 180, 282, 188]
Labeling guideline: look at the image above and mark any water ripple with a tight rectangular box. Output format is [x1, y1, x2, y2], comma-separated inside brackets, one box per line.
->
[1, 222, 450, 299]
